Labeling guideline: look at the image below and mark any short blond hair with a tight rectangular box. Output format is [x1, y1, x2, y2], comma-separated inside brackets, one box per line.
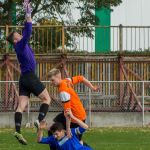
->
[47, 68, 61, 78]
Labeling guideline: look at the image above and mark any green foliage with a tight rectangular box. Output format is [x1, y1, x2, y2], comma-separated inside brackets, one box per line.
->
[29, 18, 73, 52]
[0, 0, 122, 26]
[30, 19, 63, 52]
[0, 0, 122, 52]
[95, 0, 122, 8]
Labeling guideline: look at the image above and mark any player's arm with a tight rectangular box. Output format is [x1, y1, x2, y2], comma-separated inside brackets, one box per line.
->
[20, 2, 32, 46]
[72, 76, 98, 91]
[37, 128, 56, 150]
[59, 91, 72, 137]
[63, 101, 72, 138]
[82, 77, 98, 91]
[23, 1, 32, 22]
[65, 114, 72, 138]
[37, 121, 50, 144]
[37, 131, 54, 144]
[37, 128, 44, 143]
[37, 121, 48, 143]
[66, 109, 88, 130]
[26, 14, 32, 23]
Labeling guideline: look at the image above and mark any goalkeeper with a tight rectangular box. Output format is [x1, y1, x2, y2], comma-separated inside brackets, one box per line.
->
[6, 1, 51, 145]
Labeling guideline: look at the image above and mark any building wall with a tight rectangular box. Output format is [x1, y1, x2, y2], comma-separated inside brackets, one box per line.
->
[112, 0, 150, 26]
[0, 112, 148, 128]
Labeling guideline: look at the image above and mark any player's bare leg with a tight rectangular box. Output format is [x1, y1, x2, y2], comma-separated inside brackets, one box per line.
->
[34, 88, 51, 129]
[14, 96, 29, 145]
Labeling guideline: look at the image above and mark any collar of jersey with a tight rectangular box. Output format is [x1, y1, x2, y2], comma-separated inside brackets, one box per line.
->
[58, 135, 69, 146]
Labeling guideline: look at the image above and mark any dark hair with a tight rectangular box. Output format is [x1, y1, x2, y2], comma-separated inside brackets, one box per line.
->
[6, 31, 16, 44]
[50, 122, 65, 134]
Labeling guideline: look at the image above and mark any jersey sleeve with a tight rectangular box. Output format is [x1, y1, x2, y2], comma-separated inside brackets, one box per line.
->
[60, 91, 71, 111]
[39, 136, 54, 144]
[18, 22, 32, 48]
[60, 92, 70, 103]
[72, 127, 86, 136]
[63, 102, 71, 111]
[71, 76, 84, 85]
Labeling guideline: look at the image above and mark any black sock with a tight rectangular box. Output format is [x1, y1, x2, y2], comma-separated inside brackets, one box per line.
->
[15, 112, 22, 133]
[38, 103, 49, 122]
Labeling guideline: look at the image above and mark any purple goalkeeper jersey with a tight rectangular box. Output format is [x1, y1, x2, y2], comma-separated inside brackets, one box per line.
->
[14, 22, 36, 74]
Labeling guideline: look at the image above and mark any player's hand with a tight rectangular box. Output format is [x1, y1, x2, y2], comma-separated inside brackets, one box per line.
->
[65, 109, 74, 118]
[23, 2, 32, 14]
[23, 0, 30, 5]
[24, 0, 30, 3]
[91, 85, 99, 91]
[23, 2, 28, 11]
[39, 120, 48, 129]
[66, 128, 72, 138]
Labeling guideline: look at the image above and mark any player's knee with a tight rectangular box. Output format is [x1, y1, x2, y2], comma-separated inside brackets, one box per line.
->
[44, 94, 51, 104]
[39, 89, 51, 104]
[40, 94, 51, 104]
[45, 97, 51, 104]
[16, 105, 24, 113]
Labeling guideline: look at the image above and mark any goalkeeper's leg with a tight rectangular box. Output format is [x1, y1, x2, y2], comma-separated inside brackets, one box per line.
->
[14, 96, 28, 145]
[34, 88, 51, 129]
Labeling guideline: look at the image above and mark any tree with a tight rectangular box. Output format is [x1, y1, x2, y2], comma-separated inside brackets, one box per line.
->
[0, 0, 122, 52]
[30, 18, 70, 53]
[0, 0, 122, 26]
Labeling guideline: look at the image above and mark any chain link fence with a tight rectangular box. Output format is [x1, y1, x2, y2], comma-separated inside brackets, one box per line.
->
[0, 81, 150, 126]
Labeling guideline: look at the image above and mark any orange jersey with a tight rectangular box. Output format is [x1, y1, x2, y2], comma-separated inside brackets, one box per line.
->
[58, 76, 86, 122]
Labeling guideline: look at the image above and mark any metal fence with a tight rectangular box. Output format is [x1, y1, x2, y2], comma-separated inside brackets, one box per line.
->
[0, 81, 150, 126]
[1, 25, 150, 54]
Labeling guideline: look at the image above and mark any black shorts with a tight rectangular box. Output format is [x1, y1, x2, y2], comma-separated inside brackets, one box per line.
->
[19, 72, 45, 97]
[50, 112, 85, 140]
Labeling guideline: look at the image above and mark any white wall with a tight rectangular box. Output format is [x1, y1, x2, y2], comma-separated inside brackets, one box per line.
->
[111, 0, 150, 26]
[0, 112, 148, 128]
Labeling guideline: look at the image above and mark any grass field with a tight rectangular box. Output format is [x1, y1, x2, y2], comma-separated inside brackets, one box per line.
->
[0, 128, 150, 150]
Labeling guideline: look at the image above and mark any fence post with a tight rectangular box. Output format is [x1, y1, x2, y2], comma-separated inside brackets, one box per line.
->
[142, 81, 145, 127]
[88, 89, 92, 127]
[119, 56, 124, 105]
[6, 25, 9, 53]
[27, 100, 30, 124]
[118, 24, 123, 105]
[62, 26, 65, 53]
[119, 24, 123, 54]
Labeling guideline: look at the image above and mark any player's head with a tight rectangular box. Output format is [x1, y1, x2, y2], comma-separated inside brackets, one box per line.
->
[50, 122, 65, 140]
[48, 68, 62, 86]
[6, 31, 23, 45]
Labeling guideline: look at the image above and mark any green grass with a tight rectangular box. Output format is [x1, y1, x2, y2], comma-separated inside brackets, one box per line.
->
[1, 128, 150, 150]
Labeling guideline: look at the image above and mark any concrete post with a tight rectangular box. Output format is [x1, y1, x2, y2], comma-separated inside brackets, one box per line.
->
[119, 24, 123, 54]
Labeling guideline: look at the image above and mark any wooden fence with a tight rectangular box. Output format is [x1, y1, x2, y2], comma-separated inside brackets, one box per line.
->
[0, 54, 150, 82]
